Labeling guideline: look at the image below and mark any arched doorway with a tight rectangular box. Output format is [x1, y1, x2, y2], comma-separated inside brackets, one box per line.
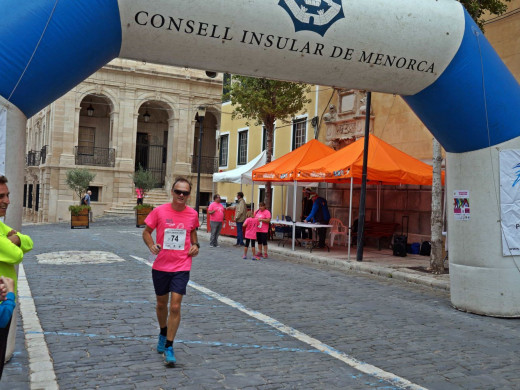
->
[136, 101, 170, 187]
[78, 94, 115, 167]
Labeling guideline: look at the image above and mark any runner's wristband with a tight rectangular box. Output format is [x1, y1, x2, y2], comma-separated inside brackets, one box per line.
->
[192, 242, 200, 248]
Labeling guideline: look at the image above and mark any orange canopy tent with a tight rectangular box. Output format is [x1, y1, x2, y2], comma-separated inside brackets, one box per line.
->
[297, 134, 444, 185]
[252, 139, 336, 250]
[252, 139, 335, 183]
[297, 134, 444, 259]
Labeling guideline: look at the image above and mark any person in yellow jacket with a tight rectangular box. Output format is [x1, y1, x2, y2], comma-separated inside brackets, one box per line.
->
[0, 175, 33, 378]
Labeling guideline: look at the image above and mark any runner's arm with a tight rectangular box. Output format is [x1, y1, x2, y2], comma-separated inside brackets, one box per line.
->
[143, 225, 160, 254]
[188, 229, 199, 257]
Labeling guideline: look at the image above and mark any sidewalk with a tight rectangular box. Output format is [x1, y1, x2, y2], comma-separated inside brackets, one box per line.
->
[199, 224, 450, 292]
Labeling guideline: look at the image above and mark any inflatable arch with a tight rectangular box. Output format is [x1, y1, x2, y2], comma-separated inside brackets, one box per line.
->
[2, 0, 520, 316]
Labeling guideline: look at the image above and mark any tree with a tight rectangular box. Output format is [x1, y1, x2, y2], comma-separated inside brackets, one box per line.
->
[429, 0, 510, 273]
[226, 76, 311, 209]
[430, 139, 444, 274]
[131, 165, 158, 197]
[66, 168, 96, 204]
[460, 0, 510, 30]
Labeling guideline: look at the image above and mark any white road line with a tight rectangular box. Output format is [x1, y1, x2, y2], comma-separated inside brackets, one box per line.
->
[18, 264, 59, 390]
[132, 255, 427, 390]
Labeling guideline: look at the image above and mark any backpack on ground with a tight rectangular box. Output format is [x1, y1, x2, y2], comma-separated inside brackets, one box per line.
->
[420, 241, 431, 256]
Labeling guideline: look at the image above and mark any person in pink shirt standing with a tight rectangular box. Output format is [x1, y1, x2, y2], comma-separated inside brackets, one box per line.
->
[136, 187, 144, 205]
[242, 211, 260, 260]
[208, 194, 225, 247]
[254, 201, 271, 258]
[142, 177, 200, 366]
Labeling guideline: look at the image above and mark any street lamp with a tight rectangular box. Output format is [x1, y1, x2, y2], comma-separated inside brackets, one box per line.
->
[195, 106, 206, 216]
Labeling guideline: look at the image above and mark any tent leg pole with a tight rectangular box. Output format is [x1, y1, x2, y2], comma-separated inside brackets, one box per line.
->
[348, 177, 353, 261]
[292, 181, 297, 251]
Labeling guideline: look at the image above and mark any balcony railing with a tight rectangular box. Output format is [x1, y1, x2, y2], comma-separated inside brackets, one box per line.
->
[191, 155, 219, 174]
[27, 150, 41, 166]
[75, 146, 115, 167]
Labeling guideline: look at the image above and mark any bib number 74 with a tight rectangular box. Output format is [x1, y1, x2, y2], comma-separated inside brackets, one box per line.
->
[163, 228, 187, 250]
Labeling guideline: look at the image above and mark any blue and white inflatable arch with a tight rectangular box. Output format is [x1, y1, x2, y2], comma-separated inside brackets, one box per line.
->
[2, 0, 520, 316]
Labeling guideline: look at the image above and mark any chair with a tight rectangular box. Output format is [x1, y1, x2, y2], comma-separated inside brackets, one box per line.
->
[329, 218, 348, 247]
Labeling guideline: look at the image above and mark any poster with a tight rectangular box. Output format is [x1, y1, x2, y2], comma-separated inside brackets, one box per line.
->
[499, 150, 520, 256]
[453, 190, 470, 221]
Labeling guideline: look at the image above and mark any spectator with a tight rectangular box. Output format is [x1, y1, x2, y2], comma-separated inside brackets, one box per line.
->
[229, 191, 247, 247]
[136, 187, 144, 205]
[254, 201, 271, 258]
[0, 176, 33, 378]
[242, 211, 260, 260]
[208, 194, 225, 248]
[305, 192, 330, 248]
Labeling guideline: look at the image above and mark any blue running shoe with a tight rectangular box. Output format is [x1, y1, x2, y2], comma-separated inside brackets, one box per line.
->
[157, 334, 167, 354]
[164, 346, 176, 365]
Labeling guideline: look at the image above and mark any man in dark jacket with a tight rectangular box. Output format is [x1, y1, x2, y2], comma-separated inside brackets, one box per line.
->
[305, 192, 330, 248]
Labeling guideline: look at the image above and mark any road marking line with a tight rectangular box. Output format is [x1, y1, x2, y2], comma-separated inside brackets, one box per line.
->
[27, 331, 320, 353]
[132, 255, 427, 390]
[18, 264, 59, 390]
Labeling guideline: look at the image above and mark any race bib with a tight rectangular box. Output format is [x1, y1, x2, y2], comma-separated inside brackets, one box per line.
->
[163, 228, 186, 250]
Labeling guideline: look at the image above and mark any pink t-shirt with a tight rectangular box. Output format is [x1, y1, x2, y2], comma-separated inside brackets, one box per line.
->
[254, 209, 271, 233]
[144, 203, 200, 272]
[242, 217, 258, 240]
[208, 202, 225, 222]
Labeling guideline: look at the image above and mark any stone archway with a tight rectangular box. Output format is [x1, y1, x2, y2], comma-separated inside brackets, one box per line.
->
[136, 100, 172, 187]
[78, 94, 115, 167]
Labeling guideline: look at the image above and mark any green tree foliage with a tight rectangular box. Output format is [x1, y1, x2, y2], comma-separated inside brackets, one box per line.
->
[131, 165, 158, 196]
[66, 168, 96, 203]
[460, 0, 510, 29]
[226, 75, 311, 209]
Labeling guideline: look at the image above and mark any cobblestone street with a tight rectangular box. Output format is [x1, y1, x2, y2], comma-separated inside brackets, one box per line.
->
[3, 216, 520, 389]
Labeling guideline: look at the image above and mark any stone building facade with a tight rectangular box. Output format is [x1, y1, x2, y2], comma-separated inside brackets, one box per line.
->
[24, 59, 222, 223]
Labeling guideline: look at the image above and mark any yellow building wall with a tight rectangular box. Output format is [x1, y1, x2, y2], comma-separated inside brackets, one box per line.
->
[217, 86, 334, 217]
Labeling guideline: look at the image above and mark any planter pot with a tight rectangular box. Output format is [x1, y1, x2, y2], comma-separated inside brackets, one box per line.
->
[71, 209, 89, 229]
[136, 207, 153, 227]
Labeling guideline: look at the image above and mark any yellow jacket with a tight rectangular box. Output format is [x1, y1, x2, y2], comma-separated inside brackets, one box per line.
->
[0, 221, 33, 290]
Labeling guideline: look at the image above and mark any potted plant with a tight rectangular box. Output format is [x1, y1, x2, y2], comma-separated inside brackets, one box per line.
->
[66, 168, 96, 229]
[131, 166, 158, 227]
[134, 203, 154, 227]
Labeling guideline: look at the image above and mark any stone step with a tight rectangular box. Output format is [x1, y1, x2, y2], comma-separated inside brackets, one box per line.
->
[103, 188, 171, 216]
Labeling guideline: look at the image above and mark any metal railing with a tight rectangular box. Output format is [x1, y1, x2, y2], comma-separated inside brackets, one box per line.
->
[191, 155, 219, 174]
[27, 150, 41, 166]
[75, 146, 115, 167]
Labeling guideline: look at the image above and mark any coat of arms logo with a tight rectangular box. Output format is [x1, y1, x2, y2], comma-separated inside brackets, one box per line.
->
[278, 0, 344, 36]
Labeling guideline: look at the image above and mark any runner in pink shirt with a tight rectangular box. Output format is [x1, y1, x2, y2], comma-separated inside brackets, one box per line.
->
[254, 201, 271, 258]
[207, 194, 225, 247]
[142, 177, 200, 366]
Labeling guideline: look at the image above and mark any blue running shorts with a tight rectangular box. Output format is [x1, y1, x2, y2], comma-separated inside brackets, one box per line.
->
[152, 270, 190, 296]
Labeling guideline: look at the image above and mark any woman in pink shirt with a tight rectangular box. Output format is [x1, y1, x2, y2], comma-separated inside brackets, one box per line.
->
[254, 201, 271, 258]
[242, 211, 260, 260]
[208, 194, 225, 247]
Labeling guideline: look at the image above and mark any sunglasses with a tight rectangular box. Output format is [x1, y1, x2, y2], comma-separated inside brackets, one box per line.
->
[173, 189, 190, 196]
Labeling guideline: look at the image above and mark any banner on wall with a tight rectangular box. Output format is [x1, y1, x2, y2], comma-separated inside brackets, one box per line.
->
[0, 108, 5, 176]
[499, 150, 520, 256]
